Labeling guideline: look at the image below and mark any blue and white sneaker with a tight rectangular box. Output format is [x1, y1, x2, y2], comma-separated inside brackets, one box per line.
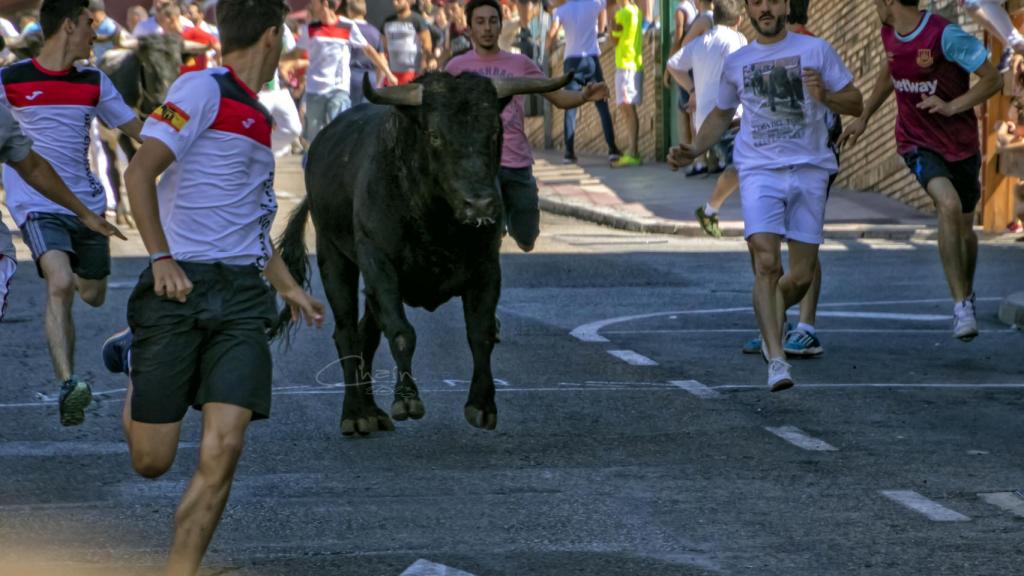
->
[741, 322, 793, 355]
[59, 377, 92, 427]
[784, 329, 824, 357]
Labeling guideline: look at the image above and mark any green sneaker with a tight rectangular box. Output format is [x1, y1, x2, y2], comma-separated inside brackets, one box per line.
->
[611, 154, 642, 168]
[59, 377, 92, 427]
[695, 206, 722, 238]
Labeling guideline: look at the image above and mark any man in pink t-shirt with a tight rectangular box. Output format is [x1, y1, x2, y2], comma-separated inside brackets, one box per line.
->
[446, 0, 609, 252]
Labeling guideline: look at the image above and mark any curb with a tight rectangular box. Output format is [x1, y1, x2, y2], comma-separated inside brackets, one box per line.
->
[998, 291, 1024, 328]
[538, 193, 936, 242]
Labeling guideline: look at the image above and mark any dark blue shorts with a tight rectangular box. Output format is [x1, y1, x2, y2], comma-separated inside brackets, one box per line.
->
[901, 148, 981, 213]
[18, 212, 110, 279]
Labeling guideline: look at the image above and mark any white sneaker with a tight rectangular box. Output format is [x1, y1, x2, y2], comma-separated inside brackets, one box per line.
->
[953, 296, 978, 341]
[0, 255, 16, 322]
[767, 358, 794, 393]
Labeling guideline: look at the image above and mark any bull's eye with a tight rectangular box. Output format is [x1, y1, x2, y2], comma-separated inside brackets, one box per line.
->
[428, 130, 442, 147]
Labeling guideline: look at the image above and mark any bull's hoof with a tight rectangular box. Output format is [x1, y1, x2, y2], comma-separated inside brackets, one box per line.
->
[340, 409, 395, 436]
[464, 405, 498, 430]
[391, 397, 426, 421]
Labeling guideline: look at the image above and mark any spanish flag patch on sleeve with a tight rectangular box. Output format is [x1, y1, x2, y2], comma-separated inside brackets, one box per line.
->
[150, 102, 190, 132]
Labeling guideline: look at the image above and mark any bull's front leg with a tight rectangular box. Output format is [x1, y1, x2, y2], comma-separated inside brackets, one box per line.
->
[461, 267, 501, 430]
[358, 245, 425, 422]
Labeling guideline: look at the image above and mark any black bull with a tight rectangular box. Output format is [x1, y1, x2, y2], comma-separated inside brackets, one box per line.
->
[275, 72, 570, 436]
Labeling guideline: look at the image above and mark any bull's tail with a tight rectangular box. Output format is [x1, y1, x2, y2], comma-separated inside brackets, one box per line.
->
[269, 199, 313, 341]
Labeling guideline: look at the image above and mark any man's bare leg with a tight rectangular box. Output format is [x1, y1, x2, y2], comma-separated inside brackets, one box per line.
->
[166, 403, 251, 576]
[926, 177, 970, 301]
[38, 251, 77, 382]
[797, 259, 822, 327]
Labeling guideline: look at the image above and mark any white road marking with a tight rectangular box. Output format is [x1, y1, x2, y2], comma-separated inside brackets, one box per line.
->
[880, 490, 971, 522]
[0, 441, 197, 457]
[814, 311, 948, 322]
[443, 378, 510, 387]
[604, 328, 1018, 335]
[978, 492, 1024, 518]
[713, 383, 1024, 391]
[669, 380, 720, 399]
[570, 297, 1004, 342]
[764, 426, 837, 452]
[606, 349, 658, 366]
[400, 559, 476, 576]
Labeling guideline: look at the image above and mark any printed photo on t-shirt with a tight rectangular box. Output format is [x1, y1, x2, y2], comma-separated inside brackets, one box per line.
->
[742, 56, 806, 146]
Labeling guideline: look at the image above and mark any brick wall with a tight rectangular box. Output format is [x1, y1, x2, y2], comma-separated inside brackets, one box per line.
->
[531, 0, 988, 214]
[526, 30, 665, 162]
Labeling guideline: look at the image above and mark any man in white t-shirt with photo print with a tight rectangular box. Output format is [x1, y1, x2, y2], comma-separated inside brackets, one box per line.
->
[669, 0, 862, 392]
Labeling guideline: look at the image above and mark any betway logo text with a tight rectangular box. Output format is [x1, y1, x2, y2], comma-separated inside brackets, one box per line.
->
[892, 78, 938, 95]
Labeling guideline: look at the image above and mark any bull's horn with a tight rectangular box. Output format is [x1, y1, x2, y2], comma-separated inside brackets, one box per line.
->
[364, 74, 423, 107]
[491, 73, 573, 99]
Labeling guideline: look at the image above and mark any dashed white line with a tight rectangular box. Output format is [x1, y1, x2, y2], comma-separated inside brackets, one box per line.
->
[978, 492, 1024, 518]
[880, 490, 971, 522]
[669, 380, 720, 399]
[400, 558, 476, 576]
[764, 426, 837, 452]
[606, 349, 658, 366]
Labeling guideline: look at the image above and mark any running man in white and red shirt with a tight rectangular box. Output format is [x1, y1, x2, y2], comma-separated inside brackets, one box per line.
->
[112, 0, 324, 571]
[0, 0, 140, 426]
[0, 101, 125, 323]
[669, 0, 863, 391]
[446, 0, 610, 252]
[839, 0, 1002, 341]
[153, 2, 219, 75]
[297, 0, 396, 145]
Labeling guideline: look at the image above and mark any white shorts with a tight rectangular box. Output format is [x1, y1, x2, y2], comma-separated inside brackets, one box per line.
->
[740, 165, 830, 245]
[615, 68, 643, 105]
[962, 0, 1004, 8]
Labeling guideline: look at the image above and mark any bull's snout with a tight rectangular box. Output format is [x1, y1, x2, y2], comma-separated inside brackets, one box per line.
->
[461, 197, 500, 227]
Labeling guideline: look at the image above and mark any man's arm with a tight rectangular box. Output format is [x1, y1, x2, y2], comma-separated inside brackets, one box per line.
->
[418, 28, 435, 70]
[543, 81, 610, 109]
[124, 139, 192, 302]
[263, 246, 325, 327]
[545, 18, 562, 55]
[361, 44, 398, 85]
[803, 69, 863, 117]
[117, 118, 144, 144]
[8, 151, 125, 239]
[667, 106, 735, 168]
[920, 58, 1002, 116]
[837, 60, 893, 149]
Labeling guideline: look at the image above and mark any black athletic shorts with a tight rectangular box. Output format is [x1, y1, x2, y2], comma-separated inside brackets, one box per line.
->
[901, 148, 981, 213]
[18, 212, 110, 279]
[127, 261, 277, 424]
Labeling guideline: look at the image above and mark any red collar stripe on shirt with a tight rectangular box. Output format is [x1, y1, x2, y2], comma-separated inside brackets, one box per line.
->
[309, 22, 352, 40]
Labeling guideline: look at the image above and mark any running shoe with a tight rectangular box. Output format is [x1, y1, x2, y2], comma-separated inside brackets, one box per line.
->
[562, 156, 577, 164]
[1007, 219, 1023, 234]
[695, 206, 722, 238]
[608, 152, 621, 163]
[102, 328, 132, 375]
[742, 322, 792, 355]
[767, 358, 794, 392]
[953, 294, 978, 341]
[685, 163, 708, 178]
[0, 254, 15, 322]
[59, 377, 93, 427]
[611, 155, 642, 168]
[784, 329, 823, 357]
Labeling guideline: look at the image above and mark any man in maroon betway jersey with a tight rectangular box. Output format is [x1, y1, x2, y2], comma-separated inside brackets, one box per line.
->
[0, 0, 141, 427]
[118, 0, 323, 572]
[840, 0, 1002, 342]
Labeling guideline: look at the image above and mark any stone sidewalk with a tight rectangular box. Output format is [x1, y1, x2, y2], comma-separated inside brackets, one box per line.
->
[534, 150, 936, 241]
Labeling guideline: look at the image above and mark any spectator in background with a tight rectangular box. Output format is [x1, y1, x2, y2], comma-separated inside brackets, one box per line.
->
[347, 0, 384, 106]
[186, 1, 218, 37]
[0, 16, 19, 63]
[132, 0, 193, 37]
[668, 0, 697, 155]
[546, 0, 620, 163]
[383, 0, 436, 84]
[88, 0, 124, 62]
[125, 5, 148, 34]
[154, 2, 218, 75]
[298, 0, 396, 145]
[610, 0, 643, 167]
[260, 27, 303, 157]
[445, 0, 472, 61]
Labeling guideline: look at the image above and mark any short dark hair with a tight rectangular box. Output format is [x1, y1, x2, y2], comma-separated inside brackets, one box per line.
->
[714, 0, 741, 26]
[898, 0, 919, 5]
[787, 0, 807, 26]
[39, 0, 88, 39]
[466, 0, 502, 24]
[216, 0, 288, 55]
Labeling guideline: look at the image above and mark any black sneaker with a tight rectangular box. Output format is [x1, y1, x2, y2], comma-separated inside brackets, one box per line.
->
[59, 377, 93, 427]
[101, 328, 132, 375]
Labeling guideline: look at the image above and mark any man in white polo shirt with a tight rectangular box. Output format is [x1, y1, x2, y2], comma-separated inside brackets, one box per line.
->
[669, 0, 861, 391]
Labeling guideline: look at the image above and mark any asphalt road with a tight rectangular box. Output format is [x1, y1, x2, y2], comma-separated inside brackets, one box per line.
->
[1, 161, 1023, 575]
